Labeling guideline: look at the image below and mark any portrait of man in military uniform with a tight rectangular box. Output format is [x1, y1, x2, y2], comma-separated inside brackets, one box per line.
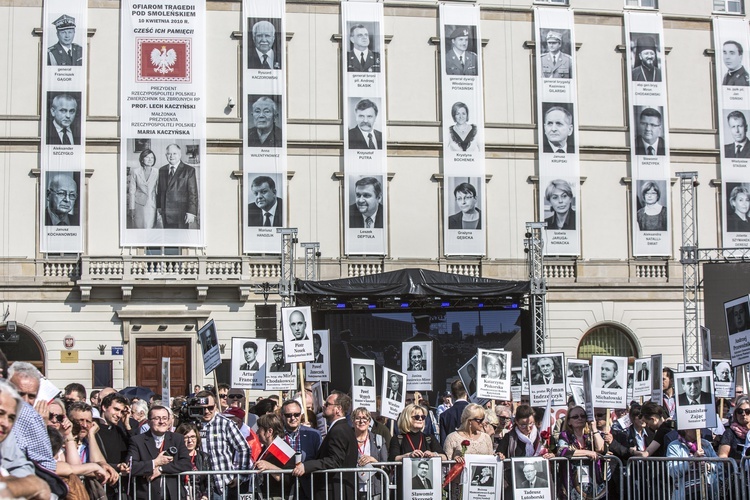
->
[444, 25, 478, 76]
[47, 14, 83, 66]
[722, 40, 749, 87]
[540, 29, 572, 79]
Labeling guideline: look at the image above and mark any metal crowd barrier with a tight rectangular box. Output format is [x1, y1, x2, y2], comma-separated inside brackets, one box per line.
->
[626, 456, 741, 500]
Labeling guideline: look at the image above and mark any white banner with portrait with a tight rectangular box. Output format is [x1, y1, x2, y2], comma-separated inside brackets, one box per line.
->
[590, 355, 629, 409]
[626, 12, 671, 256]
[281, 306, 314, 363]
[633, 356, 652, 398]
[477, 349, 511, 400]
[265, 341, 297, 391]
[403, 340, 432, 391]
[120, 0, 206, 247]
[527, 353, 566, 407]
[41, 0, 87, 253]
[342, 1, 387, 255]
[715, 17, 750, 248]
[463, 455, 501, 500]
[724, 295, 750, 367]
[534, 7, 580, 256]
[352, 357, 377, 412]
[305, 330, 330, 382]
[674, 370, 717, 430]
[231, 337, 267, 390]
[440, 3, 485, 256]
[381, 367, 406, 421]
[242, 0, 286, 253]
[712, 359, 734, 398]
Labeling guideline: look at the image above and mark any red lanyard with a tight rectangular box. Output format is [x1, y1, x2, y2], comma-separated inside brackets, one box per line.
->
[405, 433, 423, 452]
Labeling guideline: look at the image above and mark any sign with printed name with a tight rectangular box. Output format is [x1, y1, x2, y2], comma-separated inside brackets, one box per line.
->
[281, 306, 314, 363]
[477, 349, 511, 400]
[305, 329, 330, 382]
[381, 367, 406, 421]
[591, 355, 628, 409]
[231, 337, 267, 389]
[674, 370, 717, 430]
[351, 357, 377, 412]
[198, 320, 220, 375]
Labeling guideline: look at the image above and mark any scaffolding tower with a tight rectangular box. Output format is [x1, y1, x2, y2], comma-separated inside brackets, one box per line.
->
[525, 222, 547, 353]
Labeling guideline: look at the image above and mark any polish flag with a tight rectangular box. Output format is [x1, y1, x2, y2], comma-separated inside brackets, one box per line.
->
[265, 437, 295, 465]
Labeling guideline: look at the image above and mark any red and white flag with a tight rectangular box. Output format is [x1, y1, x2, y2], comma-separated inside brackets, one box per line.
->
[265, 436, 295, 465]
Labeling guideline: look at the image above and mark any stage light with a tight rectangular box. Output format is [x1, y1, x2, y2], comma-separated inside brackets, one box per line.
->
[400, 303, 409, 308]
[477, 303, 484, 308]
[368, 304, 376, 309]
[441, 302, 450, 308]
[336, 303, 347, 309]
[510, 303, 519, 309]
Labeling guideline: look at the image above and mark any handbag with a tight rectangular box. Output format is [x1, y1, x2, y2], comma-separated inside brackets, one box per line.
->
[32, 461, 69, 499]
[63, 474, 88, 500]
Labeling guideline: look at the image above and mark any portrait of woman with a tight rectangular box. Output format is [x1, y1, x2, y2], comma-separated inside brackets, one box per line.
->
[727, 184, 750, 232]
[544, 179, 575, 230]
[127, 148, 160, 229]
[446, 102, 479, 152]
[636, 180, 667, 231]
[448, 182, 481, 230]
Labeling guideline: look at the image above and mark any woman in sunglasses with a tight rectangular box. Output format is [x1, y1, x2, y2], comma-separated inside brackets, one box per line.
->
[443, 403, 494, 496]
[718, 395, 750, 461]
[352, 407, 388, 500]
[388, 403, 446, 461]
[556, 405, 606, 500]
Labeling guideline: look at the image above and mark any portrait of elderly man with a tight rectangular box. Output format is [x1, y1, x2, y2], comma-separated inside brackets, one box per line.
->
[157, 143, 199, 229]
[248, 96, 282, 148]
[348, 99, 382, 150]
[724, 110, 750, 158]
[542, 106, 575, 154]
[678, 376, 712, 405]
[723, 40, 749, 86]
[247, 175, 283, 227]
[48, 14, 83, 66]
[248, 19, 280, 69]
[45, 173, 79, 226]
[631, 34, 662, 82]
[349, 176, 383, 229]
[445, 26, 478, 76]
[540, 30, 572, 79]
[47, 93, 80, 145]
[347, 24, 380, 73]
[713, 361, 732, 383]
[635, 107, 665, 156]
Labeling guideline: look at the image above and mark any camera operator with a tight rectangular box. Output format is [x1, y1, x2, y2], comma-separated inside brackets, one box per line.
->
[194, 391, 251, 498]
[126, 405, 191, 499]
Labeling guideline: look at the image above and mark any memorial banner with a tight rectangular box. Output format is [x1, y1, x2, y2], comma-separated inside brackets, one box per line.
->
[352, 357, 376, 412]
[674, 370, 717, 430]
[633, 357, 652, 398]
[715, 17, 750, 248]
[403, 340, 432, 391]
[41, 0, 87, 253]
[243, 0, 287, 253]
[381, 367, 406, 420]
[305, 330, 330, 382]
[626, 12, 671, 256]
[342, 1, 387, 255]
[477, 349, 511, 400]
[591, 355, 628, 409]
[463, 455, 501, 499]
[534, 7, 580, 256]
[120, 1, 206, 247]
[711, 359, 734, 398]
[265, 341, 297, 391]
[440, 3, 485, 256]
[528, 352, 566, 406]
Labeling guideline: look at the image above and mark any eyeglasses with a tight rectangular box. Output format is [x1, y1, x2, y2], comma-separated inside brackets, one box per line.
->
[736, 408, 750, 416]
[184, 435, 198, 441]
[568, 414, 586, 420]
[354, 417, 369, 422]
[150, 416, 169, 422]
[227, 394, 243, 400]
[201, 405, 215, 412]
[284, 412, 302, 419]
[219, 394, 228, 399]
[49, 413, 65, 423]
[411, 415, 426, 421]
[471, 418, 484, 424]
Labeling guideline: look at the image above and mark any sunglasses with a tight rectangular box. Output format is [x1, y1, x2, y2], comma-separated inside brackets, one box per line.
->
[736, 408, 750, 416]
[569, 414, 587, 420]
[227, 394, 243, 400]
[411, 415, 426, 421]
[284, 412, 302, 419]
[201, 405, 216, 412]
[49, 413, 65, 423]
[471, 418, 484, 424]
[219, 394, 228, 399]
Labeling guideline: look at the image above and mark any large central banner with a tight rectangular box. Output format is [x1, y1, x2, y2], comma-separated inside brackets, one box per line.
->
[342, 1, 387, 255]
[120, 1, 207, 247]
[243, 0, 287, 254]
[626, 12, 671, 256]
[534, 8, 580, 256]
[715, 17, 750, 249]
[440, 3, 486, 257]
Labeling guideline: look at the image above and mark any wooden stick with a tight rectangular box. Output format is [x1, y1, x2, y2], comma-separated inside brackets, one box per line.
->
[298, 362, 307, 424]
[244, 389, 250, 424]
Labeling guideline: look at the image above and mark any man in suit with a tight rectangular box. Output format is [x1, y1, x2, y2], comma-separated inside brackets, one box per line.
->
[439, 380, 469, 442]
[248, 96, 282, 147]
[347, 24, 380, 73]
[631, 35, 661, 82]
[157, 144, 199, 229]
[47, 93, 80, 145]
[280, 399, 321, 500]
[386, 373, 402, 401]
[723, 40, 750, 86]
[412, 460, 432, 489]
[542, 106, 574, 153]
[635, 107, 665, 156]
[348, 99, 383, 150]
[724, 110, 750, 158]
[248, 20, 280, 70]
[540, 30, 572, 79]
[636, 362, 650, 382]
[600, 359, 622, 389]
[239, 341, 259, 371]
[531, 356, 561, 385]
[349, 176, 383, 228]
[520, 462, 548, 488]
[127, 405, 191, 499]
[356, 366, 373, 386]
[47, 15, 83, 66]
[445, 26, 478, 76]
[292, 391, 357, 500]
[45, 173, 79, 226]
[288, 310, 310, 341]
[311, 333, 324, 363]
[247, 175, 283, 227]
[678, 377, 712, 405]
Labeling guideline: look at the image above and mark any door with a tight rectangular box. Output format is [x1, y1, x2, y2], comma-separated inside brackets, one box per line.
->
[135, 339, 191, 397]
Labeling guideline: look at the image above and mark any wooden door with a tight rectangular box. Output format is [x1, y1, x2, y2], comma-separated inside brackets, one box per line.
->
[135, 339, 191, 397]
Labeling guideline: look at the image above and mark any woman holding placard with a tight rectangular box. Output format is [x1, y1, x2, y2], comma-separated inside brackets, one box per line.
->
[556, 405, 606, 500]
[718, 395, 750, 462]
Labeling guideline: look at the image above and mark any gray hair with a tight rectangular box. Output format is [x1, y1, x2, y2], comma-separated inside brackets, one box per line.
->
[7, 361, 42, 381]
[131, 399, 148, 416]
[0, 380, 22, 415]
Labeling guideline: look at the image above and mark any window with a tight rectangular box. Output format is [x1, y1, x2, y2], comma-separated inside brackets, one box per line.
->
[92, 360, 113, 388]
[577, 323, 639, 361]
[145, 247, 181, 255]
[714, 0, 744, 14]
[625, 0, 658, 8]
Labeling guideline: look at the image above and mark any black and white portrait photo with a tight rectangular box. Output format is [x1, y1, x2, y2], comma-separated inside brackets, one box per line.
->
[634, 105, 665, 156]
[47, 14, 83, 66]
[678, 375, 712, 405]
[514, 459, 550, 490]
[348, 98, 383, 150]
[447, 177, 482, 231]
[412, 459, 433, 489]
[636, 180, 668, 232]
[239, 340, 261, 371]
[247, 173, 283, 227]
[45, 171, 80, 227]
[630, 32, 662, 82]
[348, 175, 384, 229]
[385, 371, 403, 400]
[247, 18, 282, 70]
[281, 306, 314, 363]
[346, 22, 381, 73]
[723, 110, 750, 159]
[267, 342, 292, 373]
[247, 94, 283, 148]
[529, 354, 563, 386]
[540, 28, 572, 79]
[354, 364, 374, 386]
[722, 39, 750, 86]
[725, 183, 750, 233]
[444, 25, 478, 76]
[725, 298, 750, 335]
[459, 356, 479, 396]
[543, 178, 576, 231]
[470, 465, 495, 487]
[635, 359, 650, 382]
[481, 350, 505, 380]
[713, 360, 732, 383]
[47, 92, 82, 146]
[541, 103, 575, 154]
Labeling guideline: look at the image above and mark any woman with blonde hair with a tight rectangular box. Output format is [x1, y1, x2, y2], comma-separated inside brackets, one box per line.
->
[388, 403, 446, 461]
[443, 403, 494, 496]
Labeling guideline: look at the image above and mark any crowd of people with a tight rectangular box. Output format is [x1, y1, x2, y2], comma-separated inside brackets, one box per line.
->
[0, 354, 748, 500]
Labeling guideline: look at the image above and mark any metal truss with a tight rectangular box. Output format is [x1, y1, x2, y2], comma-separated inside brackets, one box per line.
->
[678, 172, 700, 364]
[278, 228, 298, 307]
[301, 242, 320, 281]
[525, 222, 547, 354]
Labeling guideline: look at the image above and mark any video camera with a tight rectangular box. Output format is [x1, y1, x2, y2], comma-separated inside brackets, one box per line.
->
[177, 396, 212, 424]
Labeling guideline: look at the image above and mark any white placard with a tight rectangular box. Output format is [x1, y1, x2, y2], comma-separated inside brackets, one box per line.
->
[402, 457, 441, 498]
[633, 357, 652, 398]
[281, 306, 314, 363]
[381, 367, 406, 421]
[477, 349, 511, 400]
[161, 357, 170, 404]
[463, 455, 501, 499]
[591, 356, 629, 409]
[527, 353, 566, 406]
[651, 354, 663, 404]
[511, 457, 552, 500]
[265, 341, 297, 391]
[305, 330, 331, 382]
[701, 326, 713, 370]
[724, 295, 750, 367]
[712, 359, 734, 399]
[351, 358, 376, 412]
[403, 341, 432, 391]
[458, 355, 488, 406]
[511, 367, 523, 402]
[231, 337, 267, 390]
[198, 320, 220, 375]
[674, 370, 717, 430]
[522, 358, 530, 396]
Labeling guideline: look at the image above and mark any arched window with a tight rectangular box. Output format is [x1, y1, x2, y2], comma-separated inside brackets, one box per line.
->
[577, 323, 639, 363]
[0, 324, 45, 375]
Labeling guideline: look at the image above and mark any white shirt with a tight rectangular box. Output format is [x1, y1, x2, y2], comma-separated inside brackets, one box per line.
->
[256, 48, 275, 68]
[359, 207, 379, 228]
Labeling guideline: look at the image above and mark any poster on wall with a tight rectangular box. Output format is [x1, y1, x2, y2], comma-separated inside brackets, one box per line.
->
[120, 0, 207, 247]
[41, 0, 87, 253]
